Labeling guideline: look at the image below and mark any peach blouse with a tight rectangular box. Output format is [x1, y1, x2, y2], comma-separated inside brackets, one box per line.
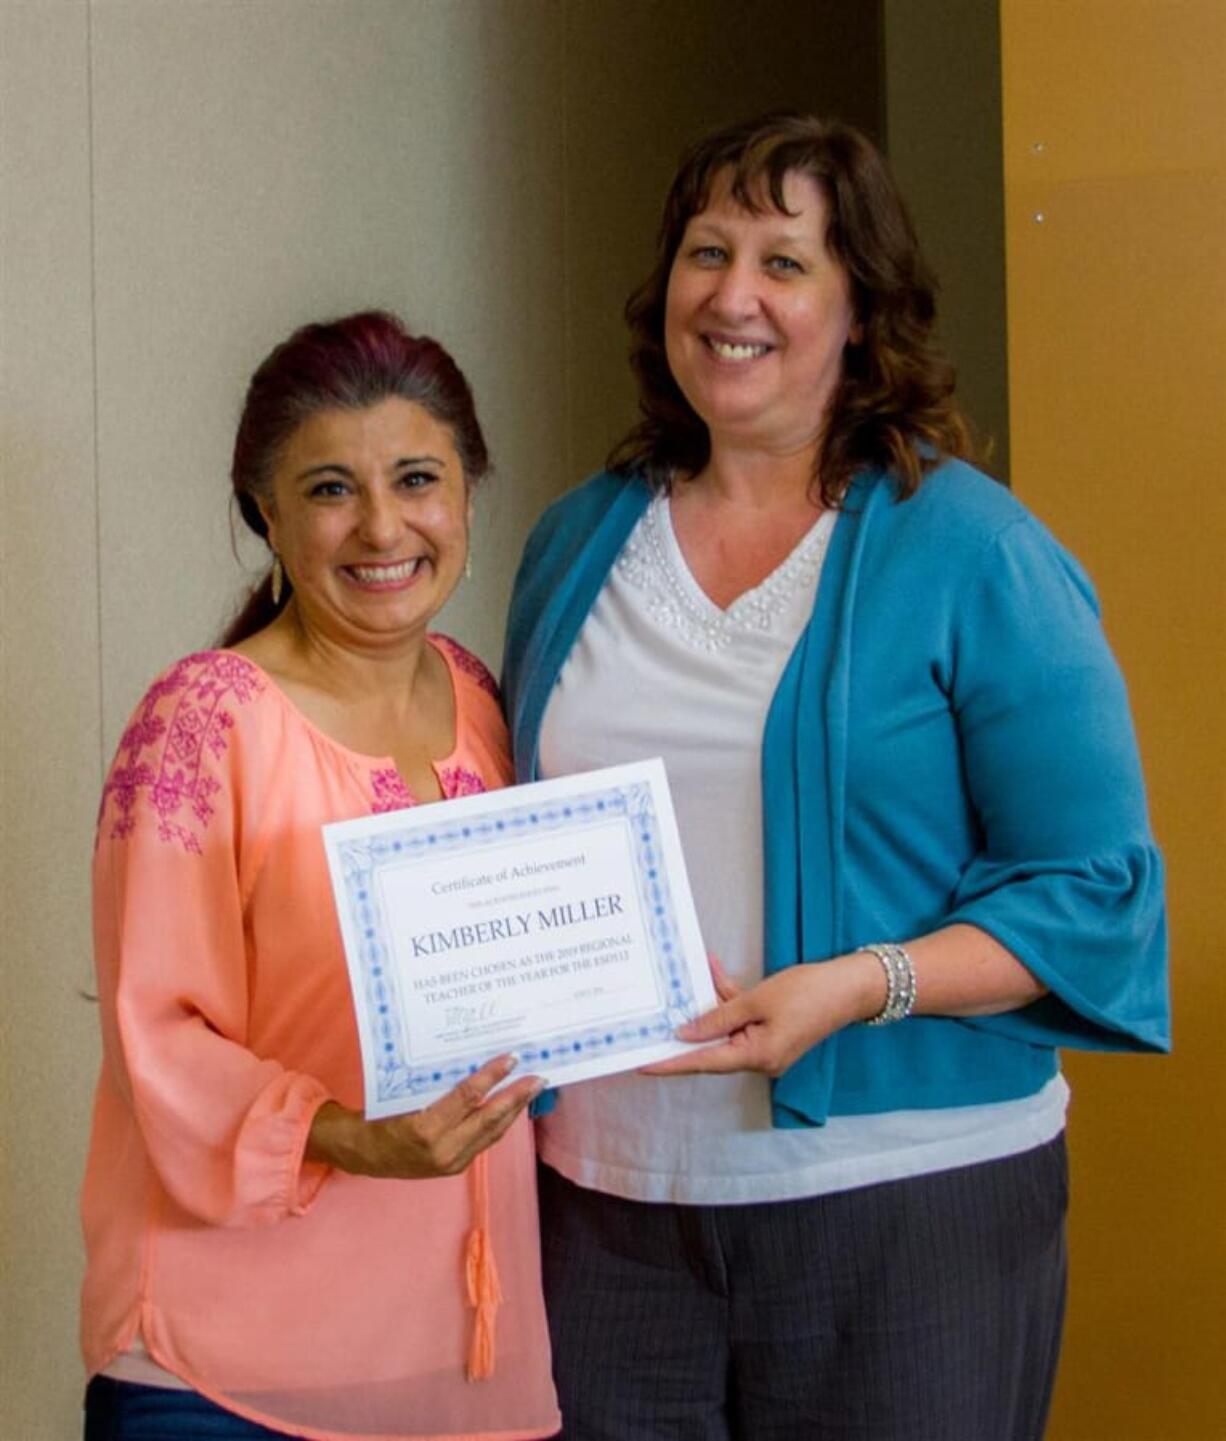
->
[81, 641, 560, 1441]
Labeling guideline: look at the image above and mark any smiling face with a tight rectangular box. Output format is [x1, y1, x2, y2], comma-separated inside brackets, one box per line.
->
[664, 167, 858, 459]
[259, 397, 471, 654]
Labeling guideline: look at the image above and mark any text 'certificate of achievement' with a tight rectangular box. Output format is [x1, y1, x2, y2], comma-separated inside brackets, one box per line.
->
[323, 759, 716, 1118]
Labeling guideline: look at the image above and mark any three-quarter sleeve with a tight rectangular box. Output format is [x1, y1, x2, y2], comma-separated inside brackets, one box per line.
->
[943, 516, 1169, 1052]
[92, 658, 332, 1228]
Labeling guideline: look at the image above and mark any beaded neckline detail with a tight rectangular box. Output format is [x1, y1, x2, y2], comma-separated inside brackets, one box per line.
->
[615, 494, 835, 652]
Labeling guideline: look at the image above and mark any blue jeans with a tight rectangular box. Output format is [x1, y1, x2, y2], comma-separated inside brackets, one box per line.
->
[84, 1376, 305, 1440]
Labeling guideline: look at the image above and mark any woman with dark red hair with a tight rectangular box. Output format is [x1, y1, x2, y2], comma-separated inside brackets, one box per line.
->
[81, 312, 559, 1440]
[504, 114, 1168, 1439]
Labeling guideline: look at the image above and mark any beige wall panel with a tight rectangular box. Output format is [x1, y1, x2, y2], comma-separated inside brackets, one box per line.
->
[89, 0, 566, 746]
[562, 0, 882, 479]
[884, 0, 1010, 474]
[0, 4, 102, 1437]
[1002, 3, 1225, 1436]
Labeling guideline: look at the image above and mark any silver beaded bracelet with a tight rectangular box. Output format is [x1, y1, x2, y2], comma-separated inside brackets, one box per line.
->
[859, 943, 917, 1025]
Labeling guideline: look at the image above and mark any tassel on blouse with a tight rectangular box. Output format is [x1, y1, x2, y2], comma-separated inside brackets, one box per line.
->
[464, 1151, 503, 1381]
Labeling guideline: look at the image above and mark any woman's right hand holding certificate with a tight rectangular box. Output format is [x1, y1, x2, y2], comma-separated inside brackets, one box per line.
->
[306, 1054, 545, 1179]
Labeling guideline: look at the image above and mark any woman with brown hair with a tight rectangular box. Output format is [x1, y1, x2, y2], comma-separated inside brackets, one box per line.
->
[503, 114, 1168, 1440]
[81, 312, 559, 1440]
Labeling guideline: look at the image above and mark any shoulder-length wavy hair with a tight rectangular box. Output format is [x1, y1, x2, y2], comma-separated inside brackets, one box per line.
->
[608, 112, 973, 504]
[220, 310, 488, 646]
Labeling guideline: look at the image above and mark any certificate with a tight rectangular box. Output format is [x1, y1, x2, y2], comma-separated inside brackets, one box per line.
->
[323, 759, 716, 1117]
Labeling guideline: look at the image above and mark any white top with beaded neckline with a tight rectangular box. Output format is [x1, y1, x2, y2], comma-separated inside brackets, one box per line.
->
[537, 493, 1067, 1205]
[615, 491, 836, 650]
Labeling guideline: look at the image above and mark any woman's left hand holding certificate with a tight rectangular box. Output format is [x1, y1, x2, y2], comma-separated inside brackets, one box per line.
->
[306, 1053, 545, 1179]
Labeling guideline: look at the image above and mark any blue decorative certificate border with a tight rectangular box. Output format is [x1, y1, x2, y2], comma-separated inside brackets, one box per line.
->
[334, 779, 698, 1107]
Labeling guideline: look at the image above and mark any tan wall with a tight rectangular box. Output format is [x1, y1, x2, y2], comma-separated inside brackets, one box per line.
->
[0, 4, 879, 1435]
[1001, 3, 1226, 1437]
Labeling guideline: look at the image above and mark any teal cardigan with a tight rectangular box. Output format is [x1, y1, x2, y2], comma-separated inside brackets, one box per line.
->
[502, 462, 1170, 1126]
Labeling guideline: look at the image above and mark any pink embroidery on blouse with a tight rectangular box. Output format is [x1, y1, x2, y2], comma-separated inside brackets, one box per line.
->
[370, 767, 415, 813]
[98, 652, 264, 852]
[370, 764, 486, 811]
[433, 634, 500, 699]
[440, 765, 486, 799]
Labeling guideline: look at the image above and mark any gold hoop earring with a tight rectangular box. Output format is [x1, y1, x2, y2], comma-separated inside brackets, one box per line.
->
[464, 548, 473, 581]
[271, 555, 284, 606]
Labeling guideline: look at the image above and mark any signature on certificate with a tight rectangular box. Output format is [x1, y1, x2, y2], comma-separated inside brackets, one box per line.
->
[443, 1002, 499, 1030]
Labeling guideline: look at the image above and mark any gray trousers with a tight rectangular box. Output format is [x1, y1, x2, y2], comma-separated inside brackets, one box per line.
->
[538, 1136, 1067, 1441]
